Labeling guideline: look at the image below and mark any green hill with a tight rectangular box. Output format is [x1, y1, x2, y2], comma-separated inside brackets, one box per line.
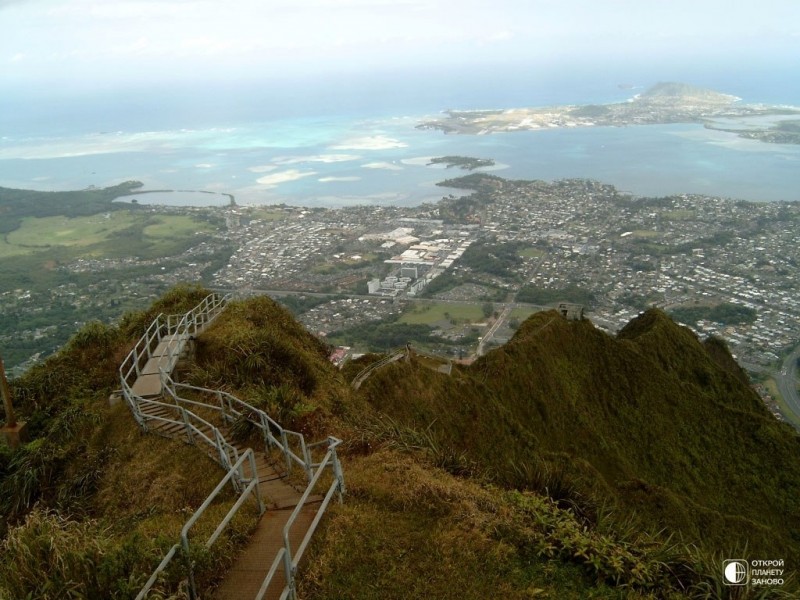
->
[638, 82, 738, 104]
[354, 310, 800, 557]
[0, 288, 797, 598]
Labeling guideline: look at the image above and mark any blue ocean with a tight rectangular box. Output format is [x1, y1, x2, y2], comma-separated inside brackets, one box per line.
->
[1, 63, 799, 205]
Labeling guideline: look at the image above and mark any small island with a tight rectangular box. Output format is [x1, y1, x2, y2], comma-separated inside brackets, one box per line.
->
[427, 156, 495, 170]
[417, 82, 800, 145]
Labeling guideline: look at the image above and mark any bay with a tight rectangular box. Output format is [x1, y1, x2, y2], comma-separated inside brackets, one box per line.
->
[2, 65, 799, 205]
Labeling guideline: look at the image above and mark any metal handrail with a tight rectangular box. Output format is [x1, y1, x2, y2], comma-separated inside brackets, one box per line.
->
[259, 437, 344, 600]
[181, 449, 263, 597]
[121, 293, 345, 600]
[165, 377, 314, 480]
[351, 349, 407, 389]
[135, 543, 180, 600]
[135, 450, 264, 600]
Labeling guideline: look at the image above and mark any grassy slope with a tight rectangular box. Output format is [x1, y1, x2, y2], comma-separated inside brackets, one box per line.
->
[299, 450, 654, 600]
[188, 295, 356, 433]
[0, 285, 253, 598]
[355, 309, 800, 566]
[4, 289, 799, 598]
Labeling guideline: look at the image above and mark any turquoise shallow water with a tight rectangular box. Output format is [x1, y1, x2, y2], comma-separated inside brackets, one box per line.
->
[3, 64, 800, 205]
[1, 113, 798, 205]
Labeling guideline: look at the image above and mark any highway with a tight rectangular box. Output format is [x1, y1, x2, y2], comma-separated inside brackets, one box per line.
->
[209, 286, 550, 311]
[774, 344, 800, 423]
[476, 305, 513, 357]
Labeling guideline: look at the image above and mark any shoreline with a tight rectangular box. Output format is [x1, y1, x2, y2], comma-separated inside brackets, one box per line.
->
[417, 82, 800, 143]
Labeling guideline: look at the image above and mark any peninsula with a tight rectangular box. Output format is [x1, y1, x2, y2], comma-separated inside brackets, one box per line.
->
[417, 82, 800, 144]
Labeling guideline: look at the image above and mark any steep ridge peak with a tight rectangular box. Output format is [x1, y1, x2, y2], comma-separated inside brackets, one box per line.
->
[356, 307, 800, 563]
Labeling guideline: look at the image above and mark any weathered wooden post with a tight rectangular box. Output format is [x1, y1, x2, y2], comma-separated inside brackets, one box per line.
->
[0, 353, 29, 449]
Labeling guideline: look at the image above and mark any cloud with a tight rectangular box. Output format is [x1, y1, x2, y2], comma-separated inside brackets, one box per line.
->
[0, 0, 37, 7]
[485, 30, 514, 43]
[5, 0, 800, 86]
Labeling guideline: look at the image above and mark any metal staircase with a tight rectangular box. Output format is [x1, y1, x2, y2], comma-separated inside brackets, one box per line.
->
[119, 293, 344, 600]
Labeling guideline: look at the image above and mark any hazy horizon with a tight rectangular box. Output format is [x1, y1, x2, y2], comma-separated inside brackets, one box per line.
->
[3, 0, 799, 92]
[2, 1, 800, 204]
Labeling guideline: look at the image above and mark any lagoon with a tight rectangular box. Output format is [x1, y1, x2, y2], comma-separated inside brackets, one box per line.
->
[2, 73, 800, 206]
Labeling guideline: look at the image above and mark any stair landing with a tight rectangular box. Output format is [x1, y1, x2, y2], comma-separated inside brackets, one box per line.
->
[130, 334, 188, 398]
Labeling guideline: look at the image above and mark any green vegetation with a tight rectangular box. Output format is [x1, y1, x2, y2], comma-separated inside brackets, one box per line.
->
[662, 209, 696, 220]
[776, 119, 800, 133]
[356, 311, 800, 560]
[670, 302, 758, 326]
[427, 156, 495, 170]
[460, 239, 523, 279]
[708, 119, 800, 145]
[0, 206, 221, 369]
[517, 284, 596, 306]
[299, 450, 676, 600]
[0, 211, 214, 260]
[617, 292, 653, 310]
[2, 212, 137, 258]
[518, 246, 545, 259]
[420, 272, 460, 297]
[4, 287, 799, 598]
[434, 173, 502, 222]
[0, 184, 228, 371]
[0, 286, 256, 598]
[189, 296, 344, 406]
[310, 253, 382, 275]
[0, 181, 142, 234]
[329, 310, 481, 354]
[400, 302, 485, 325]
[421, 272, 506, 302]
[276, 294, 334, 316]
[437, 172, 504, 191]
[249, 207, 287, 221]
[329, 319, 439, 353]
[571, 104, 612, 118]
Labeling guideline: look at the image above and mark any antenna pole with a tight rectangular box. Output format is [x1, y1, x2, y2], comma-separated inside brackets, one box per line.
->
[0, 354, 16, 428]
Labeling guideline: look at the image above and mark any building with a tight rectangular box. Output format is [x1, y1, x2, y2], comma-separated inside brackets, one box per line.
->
[558, 303, 584, 321]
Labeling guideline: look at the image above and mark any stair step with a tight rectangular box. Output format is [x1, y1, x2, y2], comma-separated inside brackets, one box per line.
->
[142, 409, 173, 418]
[155, 423, 185, 435]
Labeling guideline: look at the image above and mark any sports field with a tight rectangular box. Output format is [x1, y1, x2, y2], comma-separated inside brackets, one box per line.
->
[518, 246, 545, 259]
[400, 301, 485, 325]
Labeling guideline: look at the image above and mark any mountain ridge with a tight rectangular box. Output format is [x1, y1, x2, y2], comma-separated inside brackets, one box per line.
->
[1, 288, 798, 598]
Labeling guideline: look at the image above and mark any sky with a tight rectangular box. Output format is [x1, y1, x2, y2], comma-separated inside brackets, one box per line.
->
[2, 0, 799, 92]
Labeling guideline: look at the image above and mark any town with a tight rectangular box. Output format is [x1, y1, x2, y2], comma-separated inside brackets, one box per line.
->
[2, 174, 799, 422]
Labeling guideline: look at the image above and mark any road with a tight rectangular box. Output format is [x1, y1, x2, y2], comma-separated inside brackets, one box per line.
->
[210, 286, 550, 311]
[476, 305, 513, 357]
[774, 344, 800, 422]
